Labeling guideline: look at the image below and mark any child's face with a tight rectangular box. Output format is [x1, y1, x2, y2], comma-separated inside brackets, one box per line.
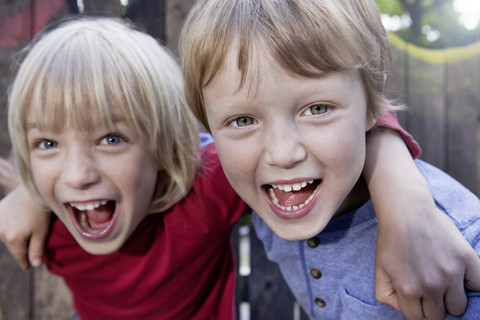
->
[203, 51, 375, 240]
[26, 107, 159, 254]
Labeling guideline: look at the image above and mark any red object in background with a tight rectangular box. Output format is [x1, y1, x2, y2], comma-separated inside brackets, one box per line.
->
[0, 0, 65, 47]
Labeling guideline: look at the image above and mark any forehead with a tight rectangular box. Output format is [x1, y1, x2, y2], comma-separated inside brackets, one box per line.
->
[25, 100, 124, 134]
[205, 46, 362, 103]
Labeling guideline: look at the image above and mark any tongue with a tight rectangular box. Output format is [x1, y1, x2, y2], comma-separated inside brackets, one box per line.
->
[86, 205, 113, 228]
[273, 183, 317, 207]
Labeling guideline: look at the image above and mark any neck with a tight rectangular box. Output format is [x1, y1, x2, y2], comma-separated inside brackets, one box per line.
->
[334, 176, 370, 218]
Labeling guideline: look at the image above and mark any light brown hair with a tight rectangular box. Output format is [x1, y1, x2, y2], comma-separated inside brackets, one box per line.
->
[179, 0, 397, 131]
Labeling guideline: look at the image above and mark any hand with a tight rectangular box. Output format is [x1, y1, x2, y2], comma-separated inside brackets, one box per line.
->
[364, 127, 480, 319]
[0, 155, 20, 195]
[0, 184, 51, 270]
[374, 201, 480, 320]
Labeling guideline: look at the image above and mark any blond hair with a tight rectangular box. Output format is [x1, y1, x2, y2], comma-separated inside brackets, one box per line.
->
[179, 0, 396, 130]
[8, 17, 200, 212]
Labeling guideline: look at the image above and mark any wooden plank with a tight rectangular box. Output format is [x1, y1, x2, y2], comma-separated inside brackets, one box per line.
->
[31, 267, 73, 320]
[248, 219, 308, 320]
[0, 2, 34, 319]
[387, 39, 410, 129]
[0, 0, 67, 158]
[165, 0, 194, 54]
[404, 49, 448, 170]
[0, 242, 30, 320]
[446, 51, 480, 196]
[80, 0, 122, 16]
[125, 0, 166, 43]
[0, 0, 32, 158]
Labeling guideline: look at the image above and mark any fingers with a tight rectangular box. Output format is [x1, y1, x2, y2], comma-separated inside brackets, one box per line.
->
[444, 280, 468, 316]
[421, 290, 447, 320]
[2, 235, 31, 270]
[374, 268, 400, 311]
[441, 248, 480, 317]
[28, 228, 47, 268]
[387, 280, 467, 320]
[375, 271, 451, 320]
[464, 250, 480, 292]
[396, 289, 425, 320]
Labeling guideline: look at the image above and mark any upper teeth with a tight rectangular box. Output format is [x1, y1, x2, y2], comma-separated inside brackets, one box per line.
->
[268, 180, 319, 212]
[70, 200, 107, 211]
[271, 180, 314, 192]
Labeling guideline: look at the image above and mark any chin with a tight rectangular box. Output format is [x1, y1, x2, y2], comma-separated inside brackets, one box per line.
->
[76, 237, 123, 255]
[269, 222, 325, 241]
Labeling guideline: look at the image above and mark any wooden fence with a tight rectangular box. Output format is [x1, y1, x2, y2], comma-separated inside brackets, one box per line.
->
[0, 1, 478, 319]
[387, 33, 480, 197]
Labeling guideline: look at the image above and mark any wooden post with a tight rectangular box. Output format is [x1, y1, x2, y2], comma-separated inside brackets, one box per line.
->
[446, 49, 480, 195]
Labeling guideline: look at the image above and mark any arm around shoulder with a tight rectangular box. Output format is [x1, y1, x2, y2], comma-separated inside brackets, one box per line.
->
[364, 126, 480, 320]
[0, 183, 51, 270]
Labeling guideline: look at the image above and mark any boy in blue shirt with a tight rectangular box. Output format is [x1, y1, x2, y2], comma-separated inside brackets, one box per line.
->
[179, 0, 480, 318]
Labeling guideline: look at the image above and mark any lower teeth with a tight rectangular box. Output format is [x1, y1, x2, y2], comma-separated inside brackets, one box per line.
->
[79, 212, 88, 228]
[268, 184, 320, 211]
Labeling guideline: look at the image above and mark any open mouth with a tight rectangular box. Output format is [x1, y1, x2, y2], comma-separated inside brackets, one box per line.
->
[264, 179, 321, 217]
[68, 200, 117, 240]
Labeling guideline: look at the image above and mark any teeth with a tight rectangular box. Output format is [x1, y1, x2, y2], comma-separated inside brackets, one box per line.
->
[272, 180, 314, 192]
[79, 212, 88, 228]
[70, 200, 107, 211]
[268, 182, 320, 212]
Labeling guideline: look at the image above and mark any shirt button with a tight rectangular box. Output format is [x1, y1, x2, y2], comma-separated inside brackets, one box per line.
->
[310, 268, 322, 279]
[307, 237, 320, 248]
[315, 297, 326, 308]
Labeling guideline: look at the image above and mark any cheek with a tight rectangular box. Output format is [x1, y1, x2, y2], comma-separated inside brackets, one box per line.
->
[126, 157, 158, 196]
[215, 139, 255, 176]
[30, 160, 54, 194]
[318, 122, 366, 173]
[214, 138, 260, 196]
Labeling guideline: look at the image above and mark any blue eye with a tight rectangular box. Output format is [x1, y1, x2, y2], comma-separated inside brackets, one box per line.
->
[233, 116, 255, 127]
[101, 134, 123, 145]
[305, 104, 330, 116]
[38, 139, 58, 149]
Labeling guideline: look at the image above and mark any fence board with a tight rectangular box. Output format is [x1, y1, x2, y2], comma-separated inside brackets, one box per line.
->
[0, 0, 31, 158]
[388, 38, 409, 127]
[165, 0, 193, 54]
[248, 222, 306, 320]
[32, 267, 73, 320]
[0, 3, 35, 320]
[126, 0, 166, 43]
[446, 50, 480, 195]
[389, 34, 480, 196]
[405, 50, 448, 169]
[80, 0, 122, 16]
[0, 243, 30, 320]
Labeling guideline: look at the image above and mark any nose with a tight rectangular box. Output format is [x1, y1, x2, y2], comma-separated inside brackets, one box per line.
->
[61, 147, 101, 190]
[263, 126, 307, 168]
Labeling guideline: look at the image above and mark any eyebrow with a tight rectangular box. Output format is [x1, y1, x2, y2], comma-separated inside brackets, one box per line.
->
[25, 122, 39, 131]
[24, 113, 127, 132]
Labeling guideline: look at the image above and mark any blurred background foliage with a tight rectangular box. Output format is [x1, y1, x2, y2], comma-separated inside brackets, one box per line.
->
[375, 0, 480, 48]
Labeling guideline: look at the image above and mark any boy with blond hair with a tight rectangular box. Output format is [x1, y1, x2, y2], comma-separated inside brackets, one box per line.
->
[3, 17, 247, 319]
